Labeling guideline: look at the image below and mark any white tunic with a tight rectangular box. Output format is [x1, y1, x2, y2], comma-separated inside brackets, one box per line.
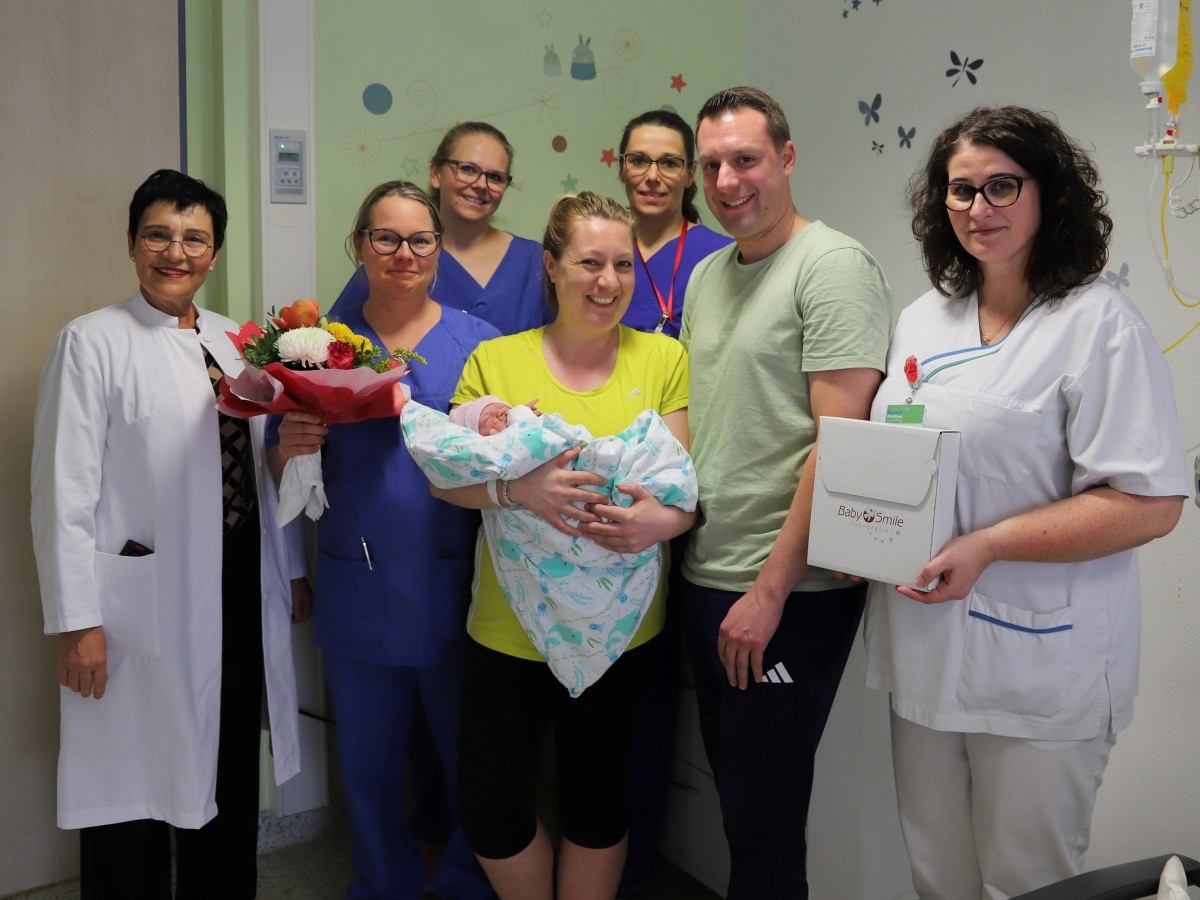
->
[31, 293, 306, 829]
[864, 281, 1189, 741]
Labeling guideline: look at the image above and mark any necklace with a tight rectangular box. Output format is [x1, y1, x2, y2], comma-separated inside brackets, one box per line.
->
[978, 297, 1027, 345]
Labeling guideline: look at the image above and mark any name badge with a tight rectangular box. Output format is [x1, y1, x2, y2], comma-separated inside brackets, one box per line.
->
[886, 404, 925, 425]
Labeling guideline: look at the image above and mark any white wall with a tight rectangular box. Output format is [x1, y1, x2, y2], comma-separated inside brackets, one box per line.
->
[747, 0, 1200, 873]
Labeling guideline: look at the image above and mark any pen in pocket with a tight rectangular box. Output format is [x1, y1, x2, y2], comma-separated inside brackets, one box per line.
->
[360, 536, 373, 571]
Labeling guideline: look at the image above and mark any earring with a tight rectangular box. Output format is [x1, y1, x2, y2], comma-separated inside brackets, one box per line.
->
[130, 256, 135, 261]
[209, 266, 215, 271]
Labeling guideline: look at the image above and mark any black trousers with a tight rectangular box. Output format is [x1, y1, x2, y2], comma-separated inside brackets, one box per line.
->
[80, 512, 264, 899]
[681, 579, 866, 900]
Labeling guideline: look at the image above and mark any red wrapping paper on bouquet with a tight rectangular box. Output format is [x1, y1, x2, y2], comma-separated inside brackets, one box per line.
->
[215, 308, 414, 525]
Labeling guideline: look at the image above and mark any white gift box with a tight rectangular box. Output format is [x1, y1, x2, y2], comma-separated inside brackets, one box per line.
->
[808, 416, 960, 591]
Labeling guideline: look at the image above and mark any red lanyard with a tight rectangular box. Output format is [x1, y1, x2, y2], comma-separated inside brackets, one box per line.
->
[636, 220, 689, 333]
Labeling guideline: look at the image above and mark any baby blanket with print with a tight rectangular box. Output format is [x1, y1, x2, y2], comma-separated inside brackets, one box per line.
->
[401, 402, 697, 697]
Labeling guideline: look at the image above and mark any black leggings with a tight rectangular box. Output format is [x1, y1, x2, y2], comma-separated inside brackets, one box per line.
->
[457, 637, 656, 859]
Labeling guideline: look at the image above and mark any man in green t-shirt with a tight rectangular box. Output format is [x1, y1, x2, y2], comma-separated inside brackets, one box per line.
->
[679, 86, 893, 900]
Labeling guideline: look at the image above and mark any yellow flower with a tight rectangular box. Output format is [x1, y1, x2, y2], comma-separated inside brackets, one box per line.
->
[351, 333, 373, 353]
[324, 321, 353, 342]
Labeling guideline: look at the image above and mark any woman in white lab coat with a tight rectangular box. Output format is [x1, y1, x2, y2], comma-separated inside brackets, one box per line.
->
[31, 169, 310, 899]
[863, 107, 1189, 899]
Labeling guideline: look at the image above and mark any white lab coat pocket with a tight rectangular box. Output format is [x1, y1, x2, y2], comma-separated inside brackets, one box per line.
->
[959, 399, 1040, 485]
[94, 551, 160, 657]
[956, 591, 1071, 718]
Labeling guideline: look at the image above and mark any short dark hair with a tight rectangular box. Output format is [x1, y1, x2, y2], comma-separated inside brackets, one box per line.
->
[618, 108, 701, 224]
[696, 86, 791, 151]
[541, 192, 634, 315]
[429, 121, 515, 207]
[128, 169, 228, 250]
[909, 106, 1112, 301]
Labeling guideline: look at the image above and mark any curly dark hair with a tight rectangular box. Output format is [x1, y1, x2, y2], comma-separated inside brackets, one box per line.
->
[908, 106, 1112, 301]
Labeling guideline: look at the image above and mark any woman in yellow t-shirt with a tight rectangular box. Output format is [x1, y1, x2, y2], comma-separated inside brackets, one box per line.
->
[433, 191, 694, 900]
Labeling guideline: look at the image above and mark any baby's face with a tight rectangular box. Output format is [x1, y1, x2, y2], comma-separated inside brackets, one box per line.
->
[478, 402, 511, 435]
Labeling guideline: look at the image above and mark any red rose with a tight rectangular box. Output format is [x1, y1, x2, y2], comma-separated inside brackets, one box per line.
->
[326, 340, 356, 370]
[903, 354, 919, 385]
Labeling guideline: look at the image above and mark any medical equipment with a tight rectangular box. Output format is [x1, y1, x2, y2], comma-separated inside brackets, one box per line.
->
[1132, 2, 1200, 347]
[1132, 0, 1194, 157]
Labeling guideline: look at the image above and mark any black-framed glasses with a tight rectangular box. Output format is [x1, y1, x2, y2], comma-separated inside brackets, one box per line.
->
[944, 175, 1034, 211]
[140, 229, 213, 258]
[441, 159, 513, 190]
[619, 153, 690, 178]
[358, 228, 441, 257]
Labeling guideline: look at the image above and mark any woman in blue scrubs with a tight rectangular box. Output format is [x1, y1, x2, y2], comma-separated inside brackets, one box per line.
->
[272, 181, 499, 900]
[614, 108, 732, 898]
[331, 122, 548, 337]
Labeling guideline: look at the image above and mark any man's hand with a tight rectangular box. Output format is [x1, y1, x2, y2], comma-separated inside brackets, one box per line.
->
[58, 626, 108, 699]
[716, 586, 786, 690]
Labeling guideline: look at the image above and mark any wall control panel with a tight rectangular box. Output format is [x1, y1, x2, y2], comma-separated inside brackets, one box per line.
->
[270, 129, 307, 204]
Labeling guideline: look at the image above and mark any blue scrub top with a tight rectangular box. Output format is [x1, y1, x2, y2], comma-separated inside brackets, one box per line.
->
[330, 234, 550, 337]
[621, 223, 732, 339]
[304, 304, 501, 666]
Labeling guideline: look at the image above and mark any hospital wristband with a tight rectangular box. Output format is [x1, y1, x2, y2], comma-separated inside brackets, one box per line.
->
[486, 480, 501, 507]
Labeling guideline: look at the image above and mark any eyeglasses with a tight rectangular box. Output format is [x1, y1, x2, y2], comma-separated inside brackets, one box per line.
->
[359, 228, 441, 257]
[441, 159, 513, 191]
[619, 153, 690, 178]
[140, 229, 213, 258]
[944, 175, 1034, 211]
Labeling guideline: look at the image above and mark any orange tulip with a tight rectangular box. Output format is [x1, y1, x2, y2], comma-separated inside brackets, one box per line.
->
[273, 299, 321, 330]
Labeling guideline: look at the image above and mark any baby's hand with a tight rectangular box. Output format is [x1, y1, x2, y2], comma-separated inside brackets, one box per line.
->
[477, 402, 512, 436]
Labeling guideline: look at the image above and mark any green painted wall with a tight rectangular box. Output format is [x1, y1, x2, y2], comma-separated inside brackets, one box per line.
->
[186, 1, 744, 316]
[313, 2, 743, 304]
[185, 0, 259, 325]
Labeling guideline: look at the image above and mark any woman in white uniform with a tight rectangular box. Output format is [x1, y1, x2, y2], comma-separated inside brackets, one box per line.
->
[31, 169, 311, 899]
[864, 107, 1188, 899]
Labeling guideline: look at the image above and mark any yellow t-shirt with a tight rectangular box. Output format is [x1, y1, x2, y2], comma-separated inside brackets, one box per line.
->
[453, 325, 689, 660]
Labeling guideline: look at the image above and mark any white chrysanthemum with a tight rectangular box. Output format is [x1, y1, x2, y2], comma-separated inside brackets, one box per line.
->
[276, 327, 334, 367]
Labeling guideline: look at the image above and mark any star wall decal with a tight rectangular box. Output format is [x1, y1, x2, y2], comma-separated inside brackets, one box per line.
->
[600, 148, 617, 167]
[670, 73, 687, 93]
[536, 8, 552, 27]
[560, 173, 579, 191]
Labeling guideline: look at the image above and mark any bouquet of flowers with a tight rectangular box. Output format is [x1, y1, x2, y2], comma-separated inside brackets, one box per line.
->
[217, 299, 424, 525]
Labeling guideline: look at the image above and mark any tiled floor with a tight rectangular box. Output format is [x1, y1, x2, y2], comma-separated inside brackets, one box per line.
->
[6, 830, 719, 899]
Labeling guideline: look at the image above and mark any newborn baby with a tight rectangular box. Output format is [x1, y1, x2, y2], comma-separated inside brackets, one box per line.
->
[448, 394, 538, 435]
[401, 398, 697, 697]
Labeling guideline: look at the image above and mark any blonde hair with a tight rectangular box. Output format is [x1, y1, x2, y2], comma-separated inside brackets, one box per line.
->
[541, 191, 634, 314]
[429, 122, 515, 207]
[344, 180, 442, 267]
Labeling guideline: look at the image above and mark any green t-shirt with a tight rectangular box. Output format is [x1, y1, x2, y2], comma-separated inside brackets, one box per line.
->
[680, 221, 892, 593]
[452, 325, 689, 659]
